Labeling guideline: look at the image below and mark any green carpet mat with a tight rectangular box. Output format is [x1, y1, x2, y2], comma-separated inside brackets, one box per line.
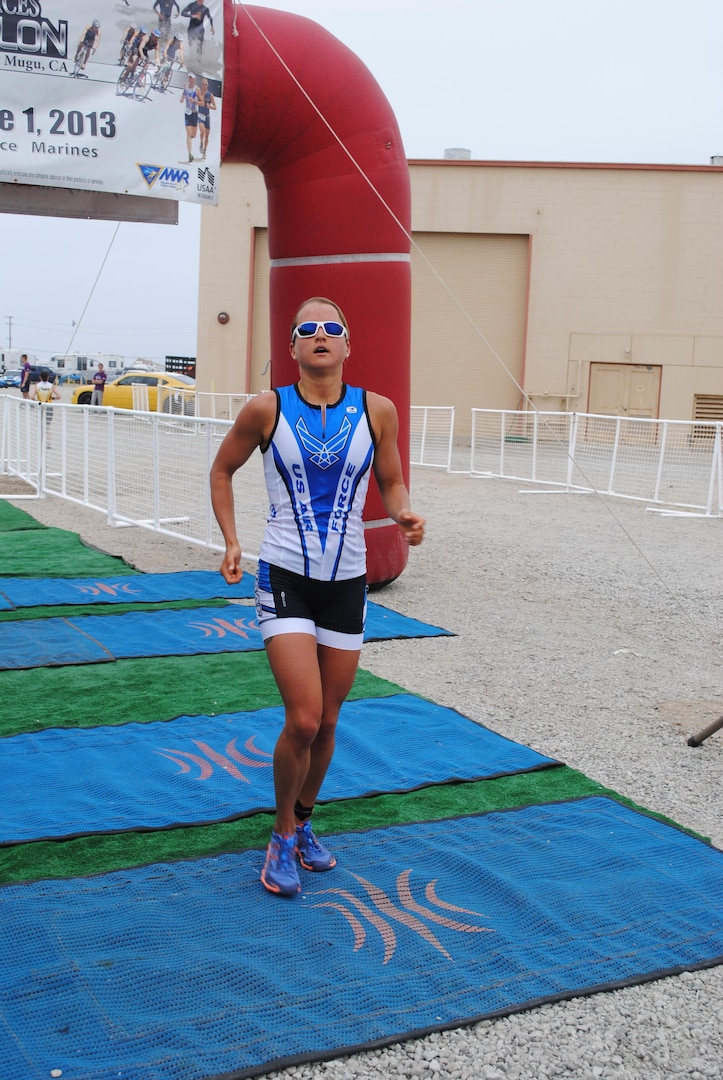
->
[0, 767, 701, 887]
[0, 503, 701, 931]
[0, 767, 603, 885]
[0, 652, 406, 737]
[0, 526, 139, 577]
[0, 501, 48, 531]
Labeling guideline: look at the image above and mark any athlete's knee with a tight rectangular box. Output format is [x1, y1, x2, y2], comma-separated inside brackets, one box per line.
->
[283, 707, 323, 748]
[313, 718, 338, 750]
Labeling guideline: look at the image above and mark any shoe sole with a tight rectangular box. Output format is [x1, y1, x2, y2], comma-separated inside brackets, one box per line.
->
[298, 853, 337, 872]
[260, 869, 301, 895]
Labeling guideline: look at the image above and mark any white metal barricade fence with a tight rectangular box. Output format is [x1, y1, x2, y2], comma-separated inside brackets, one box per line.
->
[470, 409, 723, 516]
[0, 397, 270, 555]
[410, 406, 455, 469]
[2, 397, 722, 531]
[0, 396, 43, 495]
[195, 392, 255, 420]
[131, 384, 150, 412]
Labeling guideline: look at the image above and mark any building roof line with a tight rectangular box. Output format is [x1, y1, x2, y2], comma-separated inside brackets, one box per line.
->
[408, 158, 723, 174]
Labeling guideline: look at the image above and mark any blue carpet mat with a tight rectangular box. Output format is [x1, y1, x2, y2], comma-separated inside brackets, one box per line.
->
[0, 604, 452, 669]
[0, 570, 255, 610]
[1, 798, 721, 1080]
[0, 695, 556, 844]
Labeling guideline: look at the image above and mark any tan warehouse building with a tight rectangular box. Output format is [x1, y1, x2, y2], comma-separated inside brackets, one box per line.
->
[196, 158, 723, 430]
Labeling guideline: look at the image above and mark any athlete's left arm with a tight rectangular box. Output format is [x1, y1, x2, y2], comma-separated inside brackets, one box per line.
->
[368, 391, 425, 546]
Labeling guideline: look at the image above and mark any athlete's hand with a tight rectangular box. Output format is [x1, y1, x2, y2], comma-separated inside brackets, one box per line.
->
[397, 510, 425, 547]
[219, 542, 243, 584]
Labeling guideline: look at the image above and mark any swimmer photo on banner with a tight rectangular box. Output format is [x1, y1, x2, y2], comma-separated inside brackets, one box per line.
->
[0, 0, 223, 205]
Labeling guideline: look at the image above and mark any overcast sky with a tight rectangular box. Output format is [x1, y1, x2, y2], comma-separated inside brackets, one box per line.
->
[2, 0, 721, 365]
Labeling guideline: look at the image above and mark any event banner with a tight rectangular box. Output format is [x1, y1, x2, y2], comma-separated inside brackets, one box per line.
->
[0, 0, 223, 205]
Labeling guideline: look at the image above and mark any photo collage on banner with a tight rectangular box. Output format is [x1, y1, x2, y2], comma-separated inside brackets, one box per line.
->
[0, 0, 223, 205]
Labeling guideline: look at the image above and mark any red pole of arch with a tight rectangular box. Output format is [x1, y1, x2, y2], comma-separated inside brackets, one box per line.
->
[220, 2, 411, 585]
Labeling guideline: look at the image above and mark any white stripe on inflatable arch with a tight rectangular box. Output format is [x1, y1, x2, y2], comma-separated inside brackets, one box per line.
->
[270, 253, 411, 268]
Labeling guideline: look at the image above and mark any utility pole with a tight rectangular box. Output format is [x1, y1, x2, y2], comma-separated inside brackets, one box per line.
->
[5, 315, 12, 349]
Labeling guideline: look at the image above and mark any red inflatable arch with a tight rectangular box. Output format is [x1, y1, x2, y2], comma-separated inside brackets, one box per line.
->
[220, 2, 412, 585]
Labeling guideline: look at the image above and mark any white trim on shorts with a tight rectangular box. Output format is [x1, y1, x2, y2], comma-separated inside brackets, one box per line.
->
[259, 616, 363, 651]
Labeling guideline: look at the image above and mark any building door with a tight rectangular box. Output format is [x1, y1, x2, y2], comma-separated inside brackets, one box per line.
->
[588, 363, 661, 419]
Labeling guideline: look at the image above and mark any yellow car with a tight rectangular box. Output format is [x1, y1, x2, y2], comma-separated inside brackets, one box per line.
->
[71, 371, 196, 413]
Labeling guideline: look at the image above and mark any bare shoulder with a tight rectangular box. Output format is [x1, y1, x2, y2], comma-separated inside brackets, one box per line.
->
[365, 390, 399, 440]
[234, 389, 277, 432]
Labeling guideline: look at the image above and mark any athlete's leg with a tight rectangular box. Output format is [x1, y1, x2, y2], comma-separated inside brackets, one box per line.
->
[297, 643, 360, 810]
[185, 121, 197, 161]
[264, 632, 325, 837]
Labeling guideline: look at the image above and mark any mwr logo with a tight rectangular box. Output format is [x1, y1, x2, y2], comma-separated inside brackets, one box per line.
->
[136, 163, 189, 191]
[0, 0, 67, 58]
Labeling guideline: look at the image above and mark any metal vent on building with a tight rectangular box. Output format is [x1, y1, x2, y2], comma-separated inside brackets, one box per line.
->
[693, 394, 723, 438]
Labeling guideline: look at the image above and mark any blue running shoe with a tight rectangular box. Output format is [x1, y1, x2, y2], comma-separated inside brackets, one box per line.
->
[296, 820, 337, 871]
[261, 831, 301, 896]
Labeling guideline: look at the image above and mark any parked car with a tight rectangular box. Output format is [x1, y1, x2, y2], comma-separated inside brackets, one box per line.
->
[1, 365, 58, 389]
[0, 369, 22, 388]
[70, 370, 196, 413]
[27, 365, 58, 385]
[58, 371, 85, 385]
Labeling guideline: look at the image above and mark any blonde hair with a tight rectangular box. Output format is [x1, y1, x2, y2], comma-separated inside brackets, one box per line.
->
[290, 297, 349, 341]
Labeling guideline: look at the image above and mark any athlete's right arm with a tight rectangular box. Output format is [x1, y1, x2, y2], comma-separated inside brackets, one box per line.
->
[209, 392, 276, 584]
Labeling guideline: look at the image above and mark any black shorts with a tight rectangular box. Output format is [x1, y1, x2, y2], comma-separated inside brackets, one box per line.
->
[255, 561, 367, 650]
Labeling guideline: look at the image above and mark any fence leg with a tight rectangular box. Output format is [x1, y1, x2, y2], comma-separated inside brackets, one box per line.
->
[706, 425, 722, 517]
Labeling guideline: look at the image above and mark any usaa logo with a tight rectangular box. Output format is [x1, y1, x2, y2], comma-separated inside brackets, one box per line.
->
[196, 164, 215, 201]
[136, 163, 189, 191]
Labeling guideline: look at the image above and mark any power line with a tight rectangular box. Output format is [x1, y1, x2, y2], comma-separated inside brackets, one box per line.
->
[56, 224, 122, 364]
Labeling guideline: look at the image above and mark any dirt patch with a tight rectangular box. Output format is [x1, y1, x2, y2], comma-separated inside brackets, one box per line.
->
[654, 698, 723, 738]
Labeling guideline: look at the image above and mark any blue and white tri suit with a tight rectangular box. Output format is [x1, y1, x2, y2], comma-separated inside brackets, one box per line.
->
[255, 382, 375, 646]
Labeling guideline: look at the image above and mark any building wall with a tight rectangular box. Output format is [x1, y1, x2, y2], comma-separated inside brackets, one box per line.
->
[196, 160, 723, 425]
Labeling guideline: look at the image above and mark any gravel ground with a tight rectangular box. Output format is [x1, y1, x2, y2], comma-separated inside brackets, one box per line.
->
[3, 469, 722, 1080]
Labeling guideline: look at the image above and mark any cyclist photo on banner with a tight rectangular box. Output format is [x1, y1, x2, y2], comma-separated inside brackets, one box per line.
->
[118, 22, 137, 65]
[154, 32, 185, 93]
[117, 26, 161, 101]
[72, 19, 101, 77]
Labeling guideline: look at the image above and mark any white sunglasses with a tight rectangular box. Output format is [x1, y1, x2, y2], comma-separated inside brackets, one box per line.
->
[292, 320, 347, 341]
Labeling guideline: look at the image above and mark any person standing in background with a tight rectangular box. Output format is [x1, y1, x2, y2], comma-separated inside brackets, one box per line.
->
[91, 363, 107, 406]
[180, 73, 200, 162]
[30, 370, 61, 446]
[19, 355, 31, 399]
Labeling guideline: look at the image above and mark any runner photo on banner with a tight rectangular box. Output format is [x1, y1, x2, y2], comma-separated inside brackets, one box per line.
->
[0, 0, 223, 205]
